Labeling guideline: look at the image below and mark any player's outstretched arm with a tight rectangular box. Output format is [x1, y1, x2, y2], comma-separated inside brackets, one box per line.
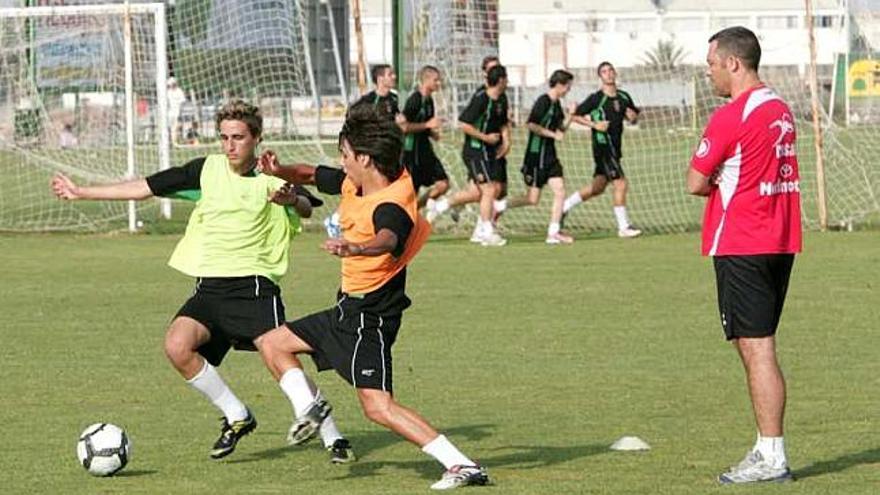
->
[269, 184, 314, 218]
[51, 173, 153, 201]
[322, 229, 398, 258]
[259, 150, 316, 185]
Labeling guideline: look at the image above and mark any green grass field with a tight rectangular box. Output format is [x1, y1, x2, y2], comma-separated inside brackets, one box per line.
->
[0, 231, 877, 494]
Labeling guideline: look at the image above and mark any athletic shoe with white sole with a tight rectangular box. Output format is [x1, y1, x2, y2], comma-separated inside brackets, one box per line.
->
[430, 465, 490, 490]
[545, 232, 574, 244]
[480, 232, 507, 247]
[286, 398, 332, 446]
[718, 451, 793, 484]
[618, 226, 642, 238]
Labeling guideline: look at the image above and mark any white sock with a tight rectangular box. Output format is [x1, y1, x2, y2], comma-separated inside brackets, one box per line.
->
[187, 360, 249, 423]
[548, 222, 560, 236]
[435, 197, 450, 213]
[754, 435, 787, 468]
[493, 198, 507, 213]
[278, 368, 317, 416]
[319, 413, 344, 448]
[421, 434, 475, 469]
[563, 192, 582, 213]
[613, 205, 630, 230]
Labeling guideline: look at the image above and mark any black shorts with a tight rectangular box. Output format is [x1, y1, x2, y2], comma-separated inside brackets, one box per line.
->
[496, 156, 508, 184]
[176, 276, 285, 366]
[403, 150, 448, 189]
[521, 154, 563, 188]
[713, 254, 795, 340]
[593, 148, 625, 180]
[463, 149, 504, 184]
[285, 296, 401, 392]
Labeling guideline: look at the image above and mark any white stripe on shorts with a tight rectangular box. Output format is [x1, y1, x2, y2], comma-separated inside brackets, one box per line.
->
[350, 313, 365, 387]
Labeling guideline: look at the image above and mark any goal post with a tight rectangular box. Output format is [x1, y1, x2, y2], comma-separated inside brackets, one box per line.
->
[0, 2, 169, 232]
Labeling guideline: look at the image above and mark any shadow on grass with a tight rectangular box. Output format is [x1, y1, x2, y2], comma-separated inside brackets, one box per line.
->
[339, 441, 609, 481]
[115, 469, 158, 477]
[794, 447, 880, 480]
[227, 423, 495, 465]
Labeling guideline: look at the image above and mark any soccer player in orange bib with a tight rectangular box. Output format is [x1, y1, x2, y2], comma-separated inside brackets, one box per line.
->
[254, 102, 490, 490]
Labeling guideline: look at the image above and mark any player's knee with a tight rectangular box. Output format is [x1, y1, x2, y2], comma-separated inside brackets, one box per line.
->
[163, 330, 194, 365]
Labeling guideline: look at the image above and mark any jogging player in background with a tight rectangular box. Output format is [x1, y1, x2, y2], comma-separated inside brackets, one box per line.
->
[568, 61, 642, 238]
[399, 65, 449, 209]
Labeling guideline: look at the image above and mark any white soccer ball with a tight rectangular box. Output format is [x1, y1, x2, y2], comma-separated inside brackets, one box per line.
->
[76, 423, 131, 476]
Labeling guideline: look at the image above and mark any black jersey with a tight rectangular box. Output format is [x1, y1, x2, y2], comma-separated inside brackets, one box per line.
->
[401, 91, 435, 156]
[458, 87, 509, 157]
[354, 90, 399, 120]
[525, 94, 564, 162]
[575, 89, 639, 158]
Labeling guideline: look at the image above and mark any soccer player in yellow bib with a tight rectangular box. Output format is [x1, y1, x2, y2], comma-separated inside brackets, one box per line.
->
[256, 102, 491, 490]
[51, 100, 354, 463]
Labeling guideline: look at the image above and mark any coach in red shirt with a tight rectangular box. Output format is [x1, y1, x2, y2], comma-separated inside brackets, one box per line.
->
[688, 27, 801, 485]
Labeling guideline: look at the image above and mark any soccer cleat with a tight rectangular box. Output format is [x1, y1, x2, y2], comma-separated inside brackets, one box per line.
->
[718, 451, 793, 484]
[286, 398, 332, 446]
[618, 226, 642, 238]
[425, 198, 440, 224]
[327, 438, 356, 464]
[430, 464, 490, 490]
[449, 208, 460, 223]
[480, 232, 507, 247]
[545, 232, 574, 245]
[210, 410, 257, 459]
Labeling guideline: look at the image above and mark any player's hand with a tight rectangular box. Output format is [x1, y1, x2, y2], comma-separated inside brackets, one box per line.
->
[51, 173, 82, 200]
[268, 183, 301, 206]
[322, 238, 359, 257]
[497, 141, 510, 158]
[484, 133, 501, 145]
[258, 150, 282, 176]
[553, 130, 565, 141]
[425, 116, 442, 130]
[430, 128, 441, 141]
[626, 108, 639, 123]
[592, 121, 610, 132]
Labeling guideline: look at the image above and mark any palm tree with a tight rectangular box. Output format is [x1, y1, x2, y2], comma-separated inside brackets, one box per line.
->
[641, 39, 687, 71]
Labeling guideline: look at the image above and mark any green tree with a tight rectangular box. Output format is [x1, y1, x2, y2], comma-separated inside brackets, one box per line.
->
[641, 39, 687, 71]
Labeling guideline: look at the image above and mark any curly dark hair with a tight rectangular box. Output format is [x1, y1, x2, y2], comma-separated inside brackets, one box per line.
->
[215, 99, 262, 137]
[338, 101, 403, 181]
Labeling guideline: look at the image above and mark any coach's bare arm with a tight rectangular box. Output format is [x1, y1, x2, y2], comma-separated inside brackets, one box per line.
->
[322, 229, 398, 258]
[686, 168, 712, 196]
[51, 173, 153, 201]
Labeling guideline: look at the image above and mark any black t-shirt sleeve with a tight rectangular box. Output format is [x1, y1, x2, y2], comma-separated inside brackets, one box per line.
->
[390, 94, 400, 115]
[314, 165, 346, 195]
[458, 92, 486, 125]
[145, 157, 205, 196]
[373, 203, 413, 258]
[402, 92, 421, 122]
[293, 185, 324, 207]
[575, 93, 600, 116]
[620, 91, 641, 114]
[527, 95, 550, 125]
[498, 96, 510, 127]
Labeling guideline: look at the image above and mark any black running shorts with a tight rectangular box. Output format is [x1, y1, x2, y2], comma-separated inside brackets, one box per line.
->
[285, 297, 401, 393]
[176, 276, 285, 366]
[713, 254, 795, 340]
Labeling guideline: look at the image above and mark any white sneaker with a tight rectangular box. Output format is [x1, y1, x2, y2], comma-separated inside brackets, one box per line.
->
[425, 198, 439, 224]
[545, 232, 574, 245]
[718, 450, 792, 484]
[430, 465, 490, 490]
[469, 229, 483, 243]
[618, 226, 642, 238]
[480, 232, 507, 247]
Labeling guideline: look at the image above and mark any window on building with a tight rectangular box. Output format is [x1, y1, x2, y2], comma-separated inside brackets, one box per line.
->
[662, 17, 703, 33]
[711, 16, 750, 30]
[814, 15, 838, 28]
[758, 16, 798, 29]
[616, 18, 656, 33]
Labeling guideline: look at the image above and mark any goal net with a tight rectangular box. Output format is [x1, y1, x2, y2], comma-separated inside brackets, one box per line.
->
[0, 0, 325, 232]
[395, 0, 880, 235]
